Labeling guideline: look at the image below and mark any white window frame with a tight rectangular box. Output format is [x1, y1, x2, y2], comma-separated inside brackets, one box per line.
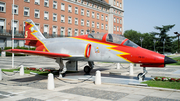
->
[0, 2, 5, 12]
[87, 10, 90, 17]
[120, 19, 122, 24]
[120, 27, 122, 32]
[43, 24, 49, 34]
[61, 15, 65, 22]
[44, 11, 49, 20]
[87, 20, 89, 27]
[101, 23, 104, 29]
[68, 16, 72, 24]
[44, 0, 49, 7]
[81, 19, 84, 26]
[60, 27, 65, 36]
[74, 29, 78, 36]
[117, 18, 119, 23]
[61, 3, 65, 11]
[53, 1, 57, 9]
[52, 26, 57, 35]
[92, 12, 95, 18]
[53, 13, 57, 21]
[35, 0, 40, 5]
[105, 24, 108, 30]
[114, 0, 116, 5]
[117, 26, 119, 31]
[24, 7, 30, 16]
[117, 1, 119, 6]
[75, 7, 78, 14]
[24, 0, 30, 2]
[120, 3, 122, 8]
[97, 23, 99, 29]
[75, 18, 78, 25]
[0, 18, 6, 30]
[34, 9, 40, 18]
[81, 9, 84, 15]
[101, 14, 104, 20]
[97, 13, 99, 19]
[12, 5, 18, 15]
[105, 16, 108, 21]
[11, 20, 19, 33]
[92, 21, 95, 28]
[114, 17, 116, 22]
[81, 30, 84, 35]
[35, 23, 40, 30]
[114, 26, 116, 31]
[68, 5, 72, 12]
[68, 28, 72, 36]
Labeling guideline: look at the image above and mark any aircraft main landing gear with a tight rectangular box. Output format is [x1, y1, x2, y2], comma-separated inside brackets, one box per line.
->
[84, 61, 94, 74]
[137, 67, 147, 81]
[56, 58, 67, 78]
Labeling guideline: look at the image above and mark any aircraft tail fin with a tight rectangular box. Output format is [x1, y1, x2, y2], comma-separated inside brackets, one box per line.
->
[24, 19, 45, 47]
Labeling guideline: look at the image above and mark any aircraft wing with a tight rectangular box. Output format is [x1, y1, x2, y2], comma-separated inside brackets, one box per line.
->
[5, 49, 71, 58]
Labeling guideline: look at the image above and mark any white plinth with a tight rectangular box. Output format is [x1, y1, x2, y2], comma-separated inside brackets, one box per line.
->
[47, 73, 54, 90]
[95, 70, 101, 85]
[129, 63, 133, 76]
[0, 68, 2, 81]
[20, 65, 24, 76]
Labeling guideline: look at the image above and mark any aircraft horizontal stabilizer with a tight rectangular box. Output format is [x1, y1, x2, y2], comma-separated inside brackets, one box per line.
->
[5, 49, 71, 58]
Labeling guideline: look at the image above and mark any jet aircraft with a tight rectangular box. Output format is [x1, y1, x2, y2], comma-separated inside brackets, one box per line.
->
[5, 19, 177, 80]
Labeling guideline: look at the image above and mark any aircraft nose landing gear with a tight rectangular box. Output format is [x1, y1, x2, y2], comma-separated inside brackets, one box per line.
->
[137, 67, 147, 81]
[84, 61, 94, 75]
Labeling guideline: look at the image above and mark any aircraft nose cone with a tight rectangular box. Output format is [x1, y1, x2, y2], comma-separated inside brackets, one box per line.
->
[164, 56, 177, 64]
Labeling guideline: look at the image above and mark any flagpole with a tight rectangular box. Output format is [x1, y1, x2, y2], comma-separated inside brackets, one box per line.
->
[12, 0, 14, 68]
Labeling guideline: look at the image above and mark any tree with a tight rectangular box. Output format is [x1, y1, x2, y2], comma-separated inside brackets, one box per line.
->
[124, 30, 142, 45]
[151, 24, 176, 53]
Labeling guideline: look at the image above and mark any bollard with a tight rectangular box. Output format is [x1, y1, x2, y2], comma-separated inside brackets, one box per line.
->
[0, 68, 2, 81]
[117, 63, 120, 69]
[95, 70, 101, 85]
[139, 77, 142, 82]
[47, 73, 54, 90]
[20, 65, 24, 76]
[129, 63, 133, 76]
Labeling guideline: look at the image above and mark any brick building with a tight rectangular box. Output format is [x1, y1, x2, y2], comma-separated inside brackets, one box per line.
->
[0, 0, 124, 48]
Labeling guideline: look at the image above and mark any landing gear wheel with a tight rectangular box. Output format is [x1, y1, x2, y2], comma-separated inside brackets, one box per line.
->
[62, 73, 66, 77]
[84, 66, 91, 74]
[137, 73, 145, 80]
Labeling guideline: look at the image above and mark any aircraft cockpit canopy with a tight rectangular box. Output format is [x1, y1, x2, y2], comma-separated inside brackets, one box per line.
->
[88, 33, 139, 48]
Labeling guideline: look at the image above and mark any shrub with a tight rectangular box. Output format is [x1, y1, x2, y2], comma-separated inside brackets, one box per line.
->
[169, 78, 176, 82]
[162, 77, 168, 81]
[176, 78, 180, 82]
[154, 77, 161, 81]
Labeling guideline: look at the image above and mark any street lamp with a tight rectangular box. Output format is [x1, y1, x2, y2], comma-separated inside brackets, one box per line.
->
[163, 39, 166, 54]
[140, 37, 143, 47]
[174, 32, 180, 53]
[153, 39, 156, 51]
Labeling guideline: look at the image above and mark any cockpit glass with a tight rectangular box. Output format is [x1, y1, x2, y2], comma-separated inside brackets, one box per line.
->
[88, 33, 104, 40]
[123, 40, 139, 48]
[106, 34, 126, 44]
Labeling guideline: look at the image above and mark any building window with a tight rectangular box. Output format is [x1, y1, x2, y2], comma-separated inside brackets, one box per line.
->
[105, 24, 108, 30]
[75, 18, 78, 25]
[81, 9, 84, 15]
[92, 21, 94, 28]
[114, 0, 116, 5]
[114, 17, 116, 22]
[101, 23, 104, 29]
[74, 29, 78, 36]
[12, 5, 18, 14]
[114, 26, 116, 31]
[120, 19, 122, 24]
[35, 23, 40, 29]
[97, 23, 99, 29]
[81, 30, 84, 35]
[53, 13, 57, 21]
[12, 20, 18, 34]
[61, 15, 65, 22]
[61, 3, 65, 11]
[81, 19, 84, 26]
[24, 0, 30, 2]
[105, 16, 108, 21]
[44, 25, 49, 34]
[68, 28, 72, 36]
[68, 16, 72, 24]
[101, 14, 104, 20]
[34, 9, 40, 18]
[92, 12, 95, 18]
[52, 26, 57, 35]
[60, 27, 65, 36]
[87, 10, 90, 17]
[87, 20, 89, 27]
[97, 13, 99, 19]
[68, 5, 72, 12]
[35, 0, 40, 5]
[117, 26, 119, 31]
[44, 0, 49, 7]
[117, 1, 119, 6]
[120, 3, 122, 8]
[0, 19, 5, 30]
[44, 11, 49, 20]
[75, 7, 78, 14]
[53, 1, 57, 9]
[120, 27, 122, 32]
[24, 7, 29, 16]
[0, 2, 5, 12]
[117, 18, 119, 23]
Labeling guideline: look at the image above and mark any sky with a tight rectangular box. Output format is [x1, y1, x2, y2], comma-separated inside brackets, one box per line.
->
[124, 0, 180, 37]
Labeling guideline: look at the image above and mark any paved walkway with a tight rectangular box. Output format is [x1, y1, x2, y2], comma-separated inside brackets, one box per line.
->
[0, 56, 180, 101]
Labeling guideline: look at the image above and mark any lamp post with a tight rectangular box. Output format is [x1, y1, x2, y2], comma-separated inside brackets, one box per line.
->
[163, 39, 166, 54]
[153, 39, 156, 51]
[140, 37, 143, 47]
[174, 32, 180, 53]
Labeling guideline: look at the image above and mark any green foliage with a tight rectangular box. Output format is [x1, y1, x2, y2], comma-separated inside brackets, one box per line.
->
[4, 47, 35, 56]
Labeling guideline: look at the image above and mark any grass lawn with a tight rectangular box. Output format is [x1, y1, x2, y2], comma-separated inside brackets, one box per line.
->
[142, 80, 180, 89]
[167, 56, 180, 65]
[1, 69, 52, 76]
